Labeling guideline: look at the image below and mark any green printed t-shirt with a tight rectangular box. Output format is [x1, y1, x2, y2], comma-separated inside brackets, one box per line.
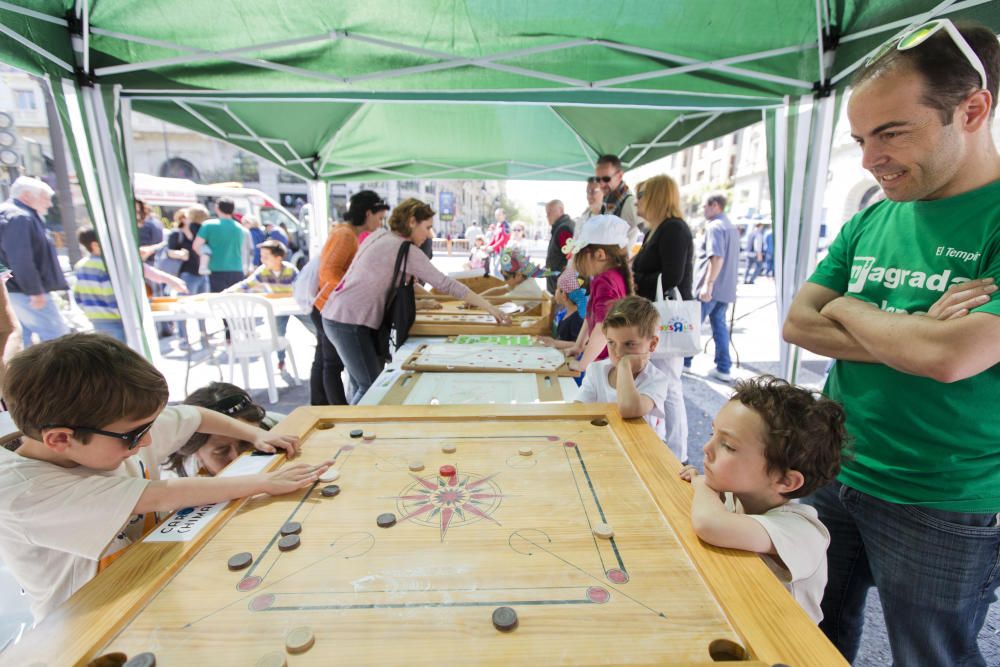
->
[196, 218, 245, 272]
[809, 178, 1000, 512]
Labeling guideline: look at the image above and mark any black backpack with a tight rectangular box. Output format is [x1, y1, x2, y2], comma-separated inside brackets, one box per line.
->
[376, 241, 416, 359]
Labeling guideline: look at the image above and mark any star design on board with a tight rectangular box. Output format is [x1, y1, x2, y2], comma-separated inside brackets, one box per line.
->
[393, 471, 503, 541]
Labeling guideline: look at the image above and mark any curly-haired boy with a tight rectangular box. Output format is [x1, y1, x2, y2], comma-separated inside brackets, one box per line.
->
[680, 375, 847, 623]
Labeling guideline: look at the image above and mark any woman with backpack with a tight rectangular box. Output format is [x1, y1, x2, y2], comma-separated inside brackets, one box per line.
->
[322, 198, 510, 404]
[309, 191, 388, 405]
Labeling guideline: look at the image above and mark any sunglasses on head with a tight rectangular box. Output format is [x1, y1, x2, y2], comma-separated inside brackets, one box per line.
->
[210, 393, 266, 421]
[42, 420, 157, 451]
[865, 18, 987, 90]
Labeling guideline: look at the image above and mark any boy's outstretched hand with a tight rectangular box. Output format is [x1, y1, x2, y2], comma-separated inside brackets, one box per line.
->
[261, 460, 332, 496]
[253, 432, 302, 458]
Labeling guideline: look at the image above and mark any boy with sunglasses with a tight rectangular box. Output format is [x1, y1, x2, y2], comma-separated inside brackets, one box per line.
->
[783, 19, 1000, 666]
[0, 333, 331, 624]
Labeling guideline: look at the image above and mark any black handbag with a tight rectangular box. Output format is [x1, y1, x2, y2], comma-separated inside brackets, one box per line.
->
[376, 241, 416, 359]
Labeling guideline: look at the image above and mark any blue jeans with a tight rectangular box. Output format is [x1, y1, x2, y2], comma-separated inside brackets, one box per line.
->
[323, 319, 384, 404]
[9, 292, 69, 346]
[176, 272, 209, 340]
[745, 257, 764, 283]
[806, 481, 1000, 666]
[684, 299, 731, 373]
[90, 319, 127, 343]
[275, 315, 289, 363]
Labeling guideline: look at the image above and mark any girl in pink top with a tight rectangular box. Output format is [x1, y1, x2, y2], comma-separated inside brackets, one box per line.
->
[322, 198, 510, 404]
[543, 215, 634, 373]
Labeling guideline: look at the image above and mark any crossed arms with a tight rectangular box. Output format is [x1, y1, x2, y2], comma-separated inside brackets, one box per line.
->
[782, 278, 1000, 383]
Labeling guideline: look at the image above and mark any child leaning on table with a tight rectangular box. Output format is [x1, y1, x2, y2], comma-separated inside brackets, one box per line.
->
[0, 333, 331, 624]
[574, 295, 669, 440]
[679, 375, 846, 623]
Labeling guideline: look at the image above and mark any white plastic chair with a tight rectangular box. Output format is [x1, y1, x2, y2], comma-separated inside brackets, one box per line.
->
[207, 294, 299, 404]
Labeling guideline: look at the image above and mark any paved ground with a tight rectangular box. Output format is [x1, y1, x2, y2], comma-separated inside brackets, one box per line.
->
[2, 248, 997, 663]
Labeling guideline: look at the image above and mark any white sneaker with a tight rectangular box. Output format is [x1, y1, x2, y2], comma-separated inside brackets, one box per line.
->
[708, 368, 732, 383]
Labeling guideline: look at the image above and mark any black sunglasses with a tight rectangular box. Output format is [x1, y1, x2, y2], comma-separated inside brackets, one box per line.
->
[210, 394, 266, 421]
[42, 420, 156, 451]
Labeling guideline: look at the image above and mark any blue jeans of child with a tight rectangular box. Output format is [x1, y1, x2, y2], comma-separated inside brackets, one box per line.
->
[806, 481, 1000, 666]
[684, 299, 731, 373]
[9, 292, 68, 346]
[323, 319, 383, 405]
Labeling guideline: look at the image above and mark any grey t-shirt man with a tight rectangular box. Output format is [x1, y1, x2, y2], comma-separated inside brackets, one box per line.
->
[694, 213, 740, 304]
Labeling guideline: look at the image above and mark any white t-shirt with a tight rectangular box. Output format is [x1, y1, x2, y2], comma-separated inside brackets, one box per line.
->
[574, 359, 669, 440]
[725, 493, 830, 623]
[0, 405, 201, 623]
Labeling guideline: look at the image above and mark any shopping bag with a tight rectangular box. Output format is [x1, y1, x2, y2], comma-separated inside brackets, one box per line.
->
[652, 283, 701, 358]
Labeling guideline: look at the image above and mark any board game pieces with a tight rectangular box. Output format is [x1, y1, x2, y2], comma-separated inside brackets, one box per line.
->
[277, 534, 300, 552]
[442, 443, 457, 453]
[518, 446, 533, 456]
[227, 552, 253, 571]
[123, 653, 156, 667]
[363, 431, 376, 441]
[376, 513, 397, 528]
[255, 652, 286, 667]
[492, 606, 519, 632]
[280, 522, 301, 536]
[319, 468, 340, 483]
[315, 421, 334, 430]
[285, 626, 315, 654]
[408, 460, 425, 471]
[87, 653, 127, 667]
[349, 429, 363, 438]
[439, 464, 456, 477]
[320, 484, 341, 497]
[593, 523, 615, 539]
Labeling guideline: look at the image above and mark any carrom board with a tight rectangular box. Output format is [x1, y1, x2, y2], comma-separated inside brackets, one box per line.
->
[410, 296, 553, 337]
[375, 371, 574, 405]
[8, 406, 846, 667]
[450, 335, 537, 346]
[401, 343, 576, 376]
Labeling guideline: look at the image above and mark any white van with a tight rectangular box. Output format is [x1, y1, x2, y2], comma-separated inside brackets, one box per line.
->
[134, 173, 309, 266]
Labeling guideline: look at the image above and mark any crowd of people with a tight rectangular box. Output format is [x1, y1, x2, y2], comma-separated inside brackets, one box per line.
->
[0, 19, 998, 666]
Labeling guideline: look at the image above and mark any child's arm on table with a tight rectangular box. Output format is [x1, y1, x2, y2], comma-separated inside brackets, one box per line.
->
[134, 460, 331, 515]
[678, 466, 775, 555]
[614, 355, 655, 419]
[193, 406, 301, 458]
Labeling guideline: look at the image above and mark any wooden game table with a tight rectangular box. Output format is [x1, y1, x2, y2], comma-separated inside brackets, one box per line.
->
[6, 405, 847, 666]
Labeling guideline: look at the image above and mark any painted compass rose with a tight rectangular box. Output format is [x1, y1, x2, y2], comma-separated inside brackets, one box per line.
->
[392, 471, 503, 541]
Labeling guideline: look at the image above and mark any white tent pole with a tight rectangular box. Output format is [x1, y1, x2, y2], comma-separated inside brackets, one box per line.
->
[306, 180, 329, 257]
[0, 23, 73, 72]
[95, 31, 343, 77]
[595, 40, 813, 89]
[772, 102, 790, 379]
[0, 0, 67, 24]
[594, 42, 813, 88]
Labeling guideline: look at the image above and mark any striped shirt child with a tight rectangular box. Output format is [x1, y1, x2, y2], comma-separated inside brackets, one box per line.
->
[73, 255, 120, 321]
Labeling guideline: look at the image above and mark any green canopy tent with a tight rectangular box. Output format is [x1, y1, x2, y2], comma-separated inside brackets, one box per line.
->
[0, 0, 997, 378]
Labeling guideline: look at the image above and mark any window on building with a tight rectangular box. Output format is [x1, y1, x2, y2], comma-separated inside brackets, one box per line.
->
[158, 157, 200, 181]
[729, 156, 737, 179]
[712, 137, 724, 150]
[15, 90, 36, 111]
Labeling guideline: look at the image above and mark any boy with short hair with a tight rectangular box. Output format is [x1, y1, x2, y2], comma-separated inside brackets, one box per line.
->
[679, 375, 846, 623]
[0, 333, 330, 623]
[574, 295, 669, 439]
[225, 239, 298, 369]
[73, 228, 125, 343]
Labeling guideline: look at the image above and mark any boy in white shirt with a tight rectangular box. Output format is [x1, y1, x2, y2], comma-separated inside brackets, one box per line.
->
[574, 296, 669, 440]
[679, 375, 846, 623]
[0, 333, 332, 623]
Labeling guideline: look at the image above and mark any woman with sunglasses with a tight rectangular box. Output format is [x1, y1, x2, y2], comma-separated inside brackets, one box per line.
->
[161, 383, 283, 478]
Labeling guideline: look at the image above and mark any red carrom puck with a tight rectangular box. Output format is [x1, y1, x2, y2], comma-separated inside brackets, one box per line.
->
[439, 465, 456, 477]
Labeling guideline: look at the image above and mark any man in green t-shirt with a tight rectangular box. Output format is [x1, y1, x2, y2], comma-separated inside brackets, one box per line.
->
[193, 197, 249, 293]
[783, 21, 1000, 666]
